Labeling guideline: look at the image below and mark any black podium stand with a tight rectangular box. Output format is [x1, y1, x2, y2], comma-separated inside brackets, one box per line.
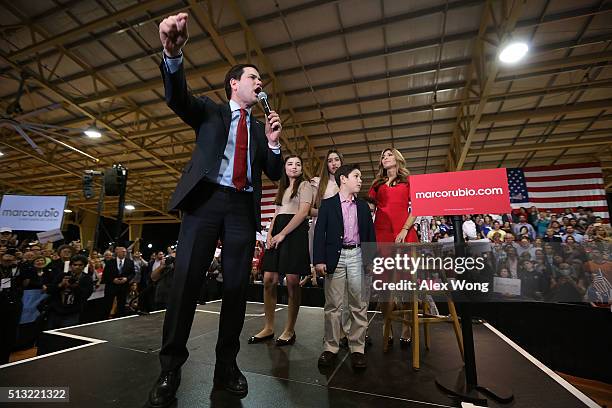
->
[435, 215, 514, 405]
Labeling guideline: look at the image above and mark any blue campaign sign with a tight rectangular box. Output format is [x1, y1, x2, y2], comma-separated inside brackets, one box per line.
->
[20, 289, 49, 324]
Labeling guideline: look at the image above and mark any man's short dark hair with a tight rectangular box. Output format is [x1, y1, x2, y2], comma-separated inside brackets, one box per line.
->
[224, 64, 260, 99]
[70, 254, 88, 266]
[57, 244, 75, 255]
[334, 164, 360, 187]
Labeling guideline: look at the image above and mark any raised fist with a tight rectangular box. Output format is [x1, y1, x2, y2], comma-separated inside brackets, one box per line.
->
[159, 13, 189, 57]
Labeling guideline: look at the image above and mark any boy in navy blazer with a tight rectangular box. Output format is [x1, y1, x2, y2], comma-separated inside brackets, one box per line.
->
[313, 164, 376, 369]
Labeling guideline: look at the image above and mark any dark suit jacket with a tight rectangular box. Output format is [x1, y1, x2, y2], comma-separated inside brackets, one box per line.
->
[313, 193, 376, 274]
[160, 61, 283, 230]
[102, 258, 135, 286]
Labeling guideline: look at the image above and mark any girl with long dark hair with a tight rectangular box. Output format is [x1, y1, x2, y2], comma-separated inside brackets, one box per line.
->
[249, 155, 314, 346]
[309, 149, 343, 262]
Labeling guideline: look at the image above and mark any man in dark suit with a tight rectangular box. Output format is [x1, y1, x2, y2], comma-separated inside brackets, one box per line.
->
[102, 246, 135, 318]
[313, 164, 376, 370]
[148, 12, 283, 407]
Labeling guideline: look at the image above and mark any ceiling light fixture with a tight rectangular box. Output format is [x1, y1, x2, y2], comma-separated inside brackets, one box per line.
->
[125, 204, 135, 211]
[84, 121, 102, 138]
[499, 42, 528, 64]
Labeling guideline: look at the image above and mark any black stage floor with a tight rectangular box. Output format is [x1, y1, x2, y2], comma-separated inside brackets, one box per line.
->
[0, 301, 601, 408]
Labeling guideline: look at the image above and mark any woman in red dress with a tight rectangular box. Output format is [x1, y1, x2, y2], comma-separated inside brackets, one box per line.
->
[368, 148, 418, 348]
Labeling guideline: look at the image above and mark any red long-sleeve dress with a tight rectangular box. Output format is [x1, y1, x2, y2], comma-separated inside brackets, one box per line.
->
[368, 182, 418, 243]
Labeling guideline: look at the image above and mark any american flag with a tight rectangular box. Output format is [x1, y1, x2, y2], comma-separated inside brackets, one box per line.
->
[507, 162, 609, 222]
[260, 185, 278, 231]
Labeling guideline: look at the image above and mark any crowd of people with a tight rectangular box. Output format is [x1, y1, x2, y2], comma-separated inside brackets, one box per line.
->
[0, 234, 180, 364]
[420, 208, 611, 305]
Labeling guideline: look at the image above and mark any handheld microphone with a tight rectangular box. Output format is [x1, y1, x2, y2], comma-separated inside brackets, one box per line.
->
[257, 91, 271, 115]
[257, 91, 279, 130]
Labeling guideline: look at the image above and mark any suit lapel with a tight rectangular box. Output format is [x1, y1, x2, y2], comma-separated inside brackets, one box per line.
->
[334, 194, 344, 230]
[220, 104, 231, 144]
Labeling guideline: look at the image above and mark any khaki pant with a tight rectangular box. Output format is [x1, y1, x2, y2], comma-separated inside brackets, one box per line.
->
[323, 247, 370, 353]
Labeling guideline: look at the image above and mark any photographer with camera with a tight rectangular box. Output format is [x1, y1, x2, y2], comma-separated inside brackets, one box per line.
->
[49, 244, 76, 282]
[102, 247, 135, 318]
[45, 255, 93, 330]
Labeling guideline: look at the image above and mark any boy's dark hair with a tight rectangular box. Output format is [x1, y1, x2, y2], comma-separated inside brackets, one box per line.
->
[70, 254, 88, 266]
[224, 64, 260, 99]
[334, 164, 360, 187]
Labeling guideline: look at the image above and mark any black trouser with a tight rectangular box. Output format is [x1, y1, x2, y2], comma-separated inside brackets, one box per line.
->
[160, 184, 255, 372]
[0, 294, 21, 364]
[104, 283, 129, 317]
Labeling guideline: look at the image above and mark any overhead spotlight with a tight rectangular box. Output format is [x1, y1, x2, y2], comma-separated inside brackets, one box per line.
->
[84, 121, 102, 138]
[125, 204, 135, 211]
[147, 243, 153, 249]
[0, 151, 4, 157]
[499, 42, 528, 64]
[64, 209, 73, 213]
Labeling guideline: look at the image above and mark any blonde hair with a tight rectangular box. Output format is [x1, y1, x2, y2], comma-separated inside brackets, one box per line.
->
[371, 148, 410, 191]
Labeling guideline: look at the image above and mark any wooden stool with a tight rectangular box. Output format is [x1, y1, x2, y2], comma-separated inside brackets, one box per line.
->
[382, 292, 464, 371]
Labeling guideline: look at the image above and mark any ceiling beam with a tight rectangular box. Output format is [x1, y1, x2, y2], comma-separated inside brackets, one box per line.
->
[4, 0, 608, 86]
[0, 138, 175, 218]
[0, 3, 185, 183]
[8, 0, 171, 60]
[449, 0, 526, 171]
[68, 72, 610, 143]
[4, 104, 611, 172]
[468, 136, 612, 156]
[226, 0, 319, 176]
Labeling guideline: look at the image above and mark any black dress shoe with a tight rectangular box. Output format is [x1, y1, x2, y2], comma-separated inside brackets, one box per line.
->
[275, 333, 296, 346]
[399, 337, 412, 349]
[148, 369, 181, 408]
[351, 352, 367, 369]
[213, 362, 248, 398]
[317, 351, 337, 367]
[248, 333, 274, 344]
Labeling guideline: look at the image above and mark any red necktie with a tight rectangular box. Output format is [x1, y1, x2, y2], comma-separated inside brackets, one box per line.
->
[232, 109, 248, 190]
